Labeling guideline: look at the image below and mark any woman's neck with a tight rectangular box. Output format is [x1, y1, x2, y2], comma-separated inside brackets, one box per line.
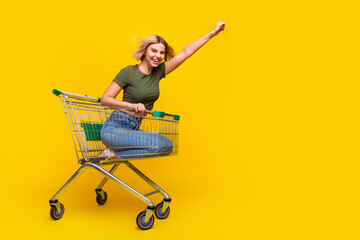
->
[138, 61, 153, 75]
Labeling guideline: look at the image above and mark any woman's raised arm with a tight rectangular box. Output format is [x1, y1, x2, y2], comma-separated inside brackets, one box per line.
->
[164, 21, 226, 76]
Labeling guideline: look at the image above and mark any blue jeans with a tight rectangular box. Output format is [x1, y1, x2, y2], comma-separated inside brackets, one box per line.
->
[100, 111, 173, 158]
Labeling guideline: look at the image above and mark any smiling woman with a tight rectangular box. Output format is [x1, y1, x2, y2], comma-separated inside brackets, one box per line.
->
[100, 21, 226, 158]
[133, 35, 175, 64]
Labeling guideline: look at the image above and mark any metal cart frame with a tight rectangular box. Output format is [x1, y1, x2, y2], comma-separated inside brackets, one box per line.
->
[49, 89, 179, 230]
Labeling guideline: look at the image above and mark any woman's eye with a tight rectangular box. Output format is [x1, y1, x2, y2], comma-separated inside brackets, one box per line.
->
[152, 49, 156, 52]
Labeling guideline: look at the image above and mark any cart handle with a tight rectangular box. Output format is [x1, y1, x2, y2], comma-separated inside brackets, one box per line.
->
[52, 89, 180, 120]
[53, 89, 101, 102]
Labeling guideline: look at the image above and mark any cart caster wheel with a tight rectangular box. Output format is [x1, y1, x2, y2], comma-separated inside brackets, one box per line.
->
[155, 202, 170, 219]
[96, 191, 108, 205]
[136, 211, 154, 230]
[50, 203, 65, 220]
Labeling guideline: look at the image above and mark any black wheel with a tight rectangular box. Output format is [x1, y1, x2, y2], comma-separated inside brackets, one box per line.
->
[136, 211, 154, 230]
[155, 202, 170, 219]
[96, 191, 108, 205]
[50, 203, 65, 220]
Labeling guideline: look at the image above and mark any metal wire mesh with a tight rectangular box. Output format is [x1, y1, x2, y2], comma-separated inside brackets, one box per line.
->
[59, 94, 179, 162]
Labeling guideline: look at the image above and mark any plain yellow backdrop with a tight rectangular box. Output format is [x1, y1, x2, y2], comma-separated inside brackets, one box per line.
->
[1, 0, 359, 239]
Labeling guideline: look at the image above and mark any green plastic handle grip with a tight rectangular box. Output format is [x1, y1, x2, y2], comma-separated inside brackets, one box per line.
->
[52, 89, 62, 96]
[152, 111, 165, 118]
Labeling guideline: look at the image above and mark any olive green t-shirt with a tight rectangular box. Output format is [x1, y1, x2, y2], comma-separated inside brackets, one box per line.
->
[113, 62, 165, 110]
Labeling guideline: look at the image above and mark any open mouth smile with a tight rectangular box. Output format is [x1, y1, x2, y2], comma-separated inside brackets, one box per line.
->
[152, 58, 161, 64]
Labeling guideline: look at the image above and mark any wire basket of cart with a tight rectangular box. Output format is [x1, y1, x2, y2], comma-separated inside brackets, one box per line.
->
[49, 89, 180, 230]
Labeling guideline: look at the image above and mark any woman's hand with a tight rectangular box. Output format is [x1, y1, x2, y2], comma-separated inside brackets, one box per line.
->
[211, 21, 227, 37]
[132, 103, 146, 113]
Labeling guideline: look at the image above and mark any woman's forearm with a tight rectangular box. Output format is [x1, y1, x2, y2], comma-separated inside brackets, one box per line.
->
[182, 32, 215, 57]
[101, 95, 133, 109]
[182, 22, 226, 58]
[161, 21, 226, 76]
[101, 96, 147, 113]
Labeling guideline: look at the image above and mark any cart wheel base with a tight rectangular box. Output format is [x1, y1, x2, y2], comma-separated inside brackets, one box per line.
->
[136, 210, 154, 230]
[155, 202, 170, 219]
[95, 189, 108, 205]
[50, 202, 65, 220]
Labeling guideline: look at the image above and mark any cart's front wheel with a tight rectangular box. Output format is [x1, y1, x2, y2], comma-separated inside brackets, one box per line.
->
[50, 203, 65, 220]
[136, 211, 154, 230]
[96, 191, 108, 205]
[155, 202, 170, 219]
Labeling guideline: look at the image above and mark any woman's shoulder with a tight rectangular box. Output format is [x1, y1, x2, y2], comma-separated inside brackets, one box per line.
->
[117, 65, 134, 75]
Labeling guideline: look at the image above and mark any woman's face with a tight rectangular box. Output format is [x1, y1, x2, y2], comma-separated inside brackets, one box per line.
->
[143, 43, 166, 67]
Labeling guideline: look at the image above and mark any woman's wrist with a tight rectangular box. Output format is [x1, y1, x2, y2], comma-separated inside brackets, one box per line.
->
[207, 31, 216, 39]
[128, 103, 136, 109]
[210, 21, 226, 37]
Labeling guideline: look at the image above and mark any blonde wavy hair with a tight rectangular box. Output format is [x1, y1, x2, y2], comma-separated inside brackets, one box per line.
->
[133, 35, 175, 61]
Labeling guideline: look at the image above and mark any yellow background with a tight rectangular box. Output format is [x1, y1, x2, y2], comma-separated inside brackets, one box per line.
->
[1, 0, 359, 239]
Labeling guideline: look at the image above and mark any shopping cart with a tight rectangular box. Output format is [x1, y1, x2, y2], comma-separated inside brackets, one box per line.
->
[49, 89, 180, 230]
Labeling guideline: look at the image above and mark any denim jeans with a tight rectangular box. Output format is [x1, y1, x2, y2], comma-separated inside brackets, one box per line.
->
[100, 111, 173, 158]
